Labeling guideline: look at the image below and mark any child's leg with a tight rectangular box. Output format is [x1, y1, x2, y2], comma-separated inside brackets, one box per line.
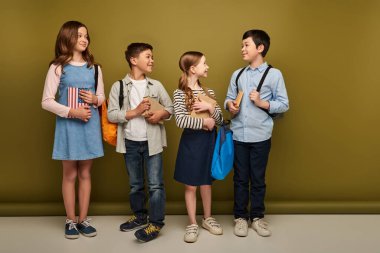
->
[185, 185, 197, 224]
[77, 159, 93, 222]
[249, 139, 271, 220]
[123, 140, 147, 218]
[233, 141, 251, 220]
[145, 152, 165, 227]
[200, 185, 212, 218]
[62, 160, 78, 221]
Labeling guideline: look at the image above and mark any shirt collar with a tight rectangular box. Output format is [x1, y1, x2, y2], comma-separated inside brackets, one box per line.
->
[123, 74, 154, 85]
[247, 62, 268, 73]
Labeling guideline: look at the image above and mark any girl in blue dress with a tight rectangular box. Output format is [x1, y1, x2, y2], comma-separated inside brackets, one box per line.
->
[41, 21, 104, 239]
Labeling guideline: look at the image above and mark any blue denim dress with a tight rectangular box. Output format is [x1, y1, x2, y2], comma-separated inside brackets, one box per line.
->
[52, 64, 104, 160]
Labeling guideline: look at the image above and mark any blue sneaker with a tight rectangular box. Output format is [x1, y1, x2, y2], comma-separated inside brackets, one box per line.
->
[134, 223, 161, 242]
[120, 215, 148, 232]
[65, 219, 79, 239]
[77, 218, 97, 237]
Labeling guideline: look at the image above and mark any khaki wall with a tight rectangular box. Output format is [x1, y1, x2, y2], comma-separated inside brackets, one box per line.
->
[1, 0, 380, 215]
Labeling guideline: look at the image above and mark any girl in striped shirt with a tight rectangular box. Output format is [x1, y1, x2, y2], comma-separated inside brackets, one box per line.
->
[173, 51, 223, 243]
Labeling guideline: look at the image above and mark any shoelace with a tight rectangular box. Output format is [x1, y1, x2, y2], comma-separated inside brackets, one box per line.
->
[235, 218, 247, 230]
[255, 219, 269, 229]
[144, 224, 159, 235]
[66, 219, 78, 231]
[205, 217, 221, 228]
[128, 215, 137, 222]
[80, 218, 92, 227]
[185, 224, 198, 234]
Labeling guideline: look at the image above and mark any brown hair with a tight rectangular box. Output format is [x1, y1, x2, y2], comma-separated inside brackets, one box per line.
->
[178, 51, 204, 111]
[49, 21, 95, 73]
[125, 43, 153, 69]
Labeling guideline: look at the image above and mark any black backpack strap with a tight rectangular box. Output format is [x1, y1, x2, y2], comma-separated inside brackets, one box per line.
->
[94, 64, 99, 92]
[118, 80, 124, 109]
[235, 67, 247, 94]
[256, 65, 272, 92]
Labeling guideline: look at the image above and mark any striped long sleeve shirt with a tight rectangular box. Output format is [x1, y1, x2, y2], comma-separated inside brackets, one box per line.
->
[173, 88, 223, 129]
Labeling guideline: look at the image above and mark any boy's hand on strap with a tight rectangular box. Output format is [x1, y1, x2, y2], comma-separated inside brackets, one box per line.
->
[249, 90, 270, 109]
[227, 100, 240, 115]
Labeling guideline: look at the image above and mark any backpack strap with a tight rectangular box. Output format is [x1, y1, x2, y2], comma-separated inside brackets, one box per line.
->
[256, 65, 273, 92]
[118, 80, 124, 109]
[94, 64, 99, 92]
[235, 64, 277, 118]
[235, 67, 247, 94]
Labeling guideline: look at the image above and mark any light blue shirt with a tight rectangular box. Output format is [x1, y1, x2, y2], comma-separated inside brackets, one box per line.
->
[224, 62, 289, 143]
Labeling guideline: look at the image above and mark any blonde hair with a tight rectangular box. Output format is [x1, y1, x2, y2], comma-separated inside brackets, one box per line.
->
[178, 51, 203, 111]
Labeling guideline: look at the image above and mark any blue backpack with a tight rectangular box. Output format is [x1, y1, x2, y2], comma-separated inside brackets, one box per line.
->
[211, 122, 234, 180]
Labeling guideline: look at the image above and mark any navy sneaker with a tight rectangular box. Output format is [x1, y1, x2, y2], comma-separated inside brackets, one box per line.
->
[120, 215, 148, 232]
[134, 223, 161, 242]
[65, 219, 79, 239]
[77, 218, 97, 237]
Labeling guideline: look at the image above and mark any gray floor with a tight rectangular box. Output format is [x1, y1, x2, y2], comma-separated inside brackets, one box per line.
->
[0, 215, 379, 253]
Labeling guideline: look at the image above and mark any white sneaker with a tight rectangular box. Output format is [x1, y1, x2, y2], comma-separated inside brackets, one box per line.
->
[234, 218, 248, 237]
[202, 217, 223, 235]
[252, 218, 271, 237]
[184, 224, 199, 243]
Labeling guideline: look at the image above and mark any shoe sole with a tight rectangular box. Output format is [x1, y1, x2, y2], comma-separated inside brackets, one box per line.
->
[120, 224, 148, 232]
[65, 234, 80, 239]
[252, 228, 271, 237]
[135, 234, 157, 243]
[79, 231, 97, 237]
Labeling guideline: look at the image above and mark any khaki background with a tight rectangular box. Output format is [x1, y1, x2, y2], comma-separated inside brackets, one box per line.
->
[1, 0, 379, 215]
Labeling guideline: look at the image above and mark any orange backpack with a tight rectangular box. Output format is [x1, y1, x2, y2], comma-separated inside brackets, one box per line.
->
[95, 66, 123, 146]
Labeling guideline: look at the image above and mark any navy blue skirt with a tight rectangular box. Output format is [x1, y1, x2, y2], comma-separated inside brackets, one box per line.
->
[174, 128, 216, 186]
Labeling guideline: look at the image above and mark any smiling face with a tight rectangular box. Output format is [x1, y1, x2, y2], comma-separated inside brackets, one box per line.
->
[131, 49, 154, 74]
[74, 26, 89, 53]
[241, 37, 264, 62]
[191, 55, 209, 78]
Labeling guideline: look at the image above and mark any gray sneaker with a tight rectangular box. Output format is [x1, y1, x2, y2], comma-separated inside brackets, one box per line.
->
[202, 217, 223, 235]
[252, 218, 271, 237]
[234, 218, 248, 237]
[184, 224, 199, 243]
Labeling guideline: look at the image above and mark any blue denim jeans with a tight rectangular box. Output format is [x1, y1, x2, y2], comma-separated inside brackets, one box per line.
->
[233, 139, 271, 220]
[123, 139, 165, 227]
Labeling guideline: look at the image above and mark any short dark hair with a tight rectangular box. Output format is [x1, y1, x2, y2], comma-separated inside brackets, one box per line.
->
[124, 43, 153, 68]
[242, 30, 270, 57]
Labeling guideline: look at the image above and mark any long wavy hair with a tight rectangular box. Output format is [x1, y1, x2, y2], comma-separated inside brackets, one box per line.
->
[49, 21, 95, 73]
[178, 51, 204, 112]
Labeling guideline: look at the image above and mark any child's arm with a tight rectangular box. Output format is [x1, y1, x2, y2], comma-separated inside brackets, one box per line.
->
[41, 65, 71, 117]
[107, 81, 150, 123]
[145, 82, 173, 124]
[173, 89, 204, 129]
[267, 72, 289, 114]
[224, 70, 241, 115]
[206, 89, 223, 125]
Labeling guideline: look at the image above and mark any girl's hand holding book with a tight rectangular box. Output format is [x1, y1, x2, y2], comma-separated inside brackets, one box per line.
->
[69, 105, 92, 122]
[79, 90, 98, 105]
[193, 100, 213, 114]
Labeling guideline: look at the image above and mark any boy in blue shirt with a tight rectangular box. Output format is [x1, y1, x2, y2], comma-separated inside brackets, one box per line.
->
[224, 30, 289, 237]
